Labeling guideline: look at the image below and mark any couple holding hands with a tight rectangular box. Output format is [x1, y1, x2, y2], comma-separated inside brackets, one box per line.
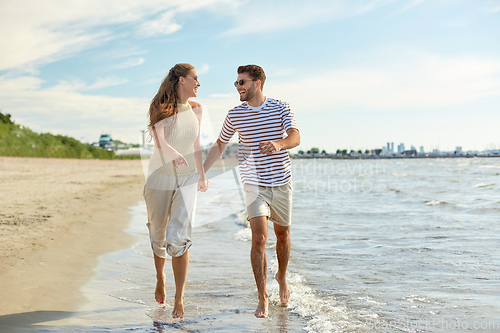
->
[143, 63, 300, 319]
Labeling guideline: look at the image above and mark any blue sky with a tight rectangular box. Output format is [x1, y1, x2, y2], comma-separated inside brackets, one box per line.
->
[1, 0, 499, 152]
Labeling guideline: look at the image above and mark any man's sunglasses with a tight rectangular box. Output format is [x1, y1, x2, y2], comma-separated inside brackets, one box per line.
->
[234, 79, 256, 87]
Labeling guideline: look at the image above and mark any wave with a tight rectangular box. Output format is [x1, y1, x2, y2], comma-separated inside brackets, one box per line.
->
[425, 200, 463, 211]
[392, 173, 409, 177]
[110, 287, 149, 306]
[235, 210, 249, 227]
[403, 294, 433, 304]
[479, 165, 500, 169]
[268, 259, 373, 333]
[473, 183, 495, 188]
[385, 186, 401, 193]
[426, 200, 448, 206]
[233, 227, 379, 332]
[234, 227, 252, 242]
[471, 207, 500, 214]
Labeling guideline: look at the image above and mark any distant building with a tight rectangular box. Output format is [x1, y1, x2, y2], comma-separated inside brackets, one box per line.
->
[455, 147, 463, 155]
[403, 149, 417, 157]
[411, 145, 416, 151]
[419, 146, 424, 154]
[432, 149, 440, 155]
[99, 134, 114, 150]
[397, 143, 405, 153]
[391, 142, 394, 153]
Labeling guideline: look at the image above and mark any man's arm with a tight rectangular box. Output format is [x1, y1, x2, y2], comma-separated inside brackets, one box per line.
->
[190, 101, 208, 191]
[203, 139, 228, 172]
[259, 129, 300, 155]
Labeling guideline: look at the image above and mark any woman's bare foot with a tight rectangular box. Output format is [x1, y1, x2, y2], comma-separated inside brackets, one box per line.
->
[172, 297, 184, 318]
[155, 274, 166, 305]
[275, 273, 290, 306]
[255, 294, 268, 318]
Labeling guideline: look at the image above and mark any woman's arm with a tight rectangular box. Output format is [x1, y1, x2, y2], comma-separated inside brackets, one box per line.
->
[152, 123, 188, 169]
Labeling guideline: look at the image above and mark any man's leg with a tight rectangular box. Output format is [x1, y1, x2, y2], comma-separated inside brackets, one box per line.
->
[250, 216, 269, 318]
[274, 223, 291, 305]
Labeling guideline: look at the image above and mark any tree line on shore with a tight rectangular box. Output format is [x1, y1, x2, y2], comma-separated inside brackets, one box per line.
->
[0, 111, 138, 159]
[297, 147, 383, 155]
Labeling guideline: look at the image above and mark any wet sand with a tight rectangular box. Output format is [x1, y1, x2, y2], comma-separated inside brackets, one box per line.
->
[20, 194, 307, 332]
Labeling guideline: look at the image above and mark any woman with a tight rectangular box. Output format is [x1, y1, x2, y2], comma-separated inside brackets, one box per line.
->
[144, 63, 208, 318]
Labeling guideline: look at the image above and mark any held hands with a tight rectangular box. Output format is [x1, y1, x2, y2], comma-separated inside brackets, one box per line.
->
[259, 141, 281, 156]
[197, 175, 209, 192]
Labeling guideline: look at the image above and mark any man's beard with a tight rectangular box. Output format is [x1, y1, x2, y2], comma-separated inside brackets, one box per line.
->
[240, 86, 256, 101]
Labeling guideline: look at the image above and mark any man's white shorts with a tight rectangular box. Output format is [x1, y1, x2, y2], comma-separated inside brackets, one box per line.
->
[243, 182, 293, 227]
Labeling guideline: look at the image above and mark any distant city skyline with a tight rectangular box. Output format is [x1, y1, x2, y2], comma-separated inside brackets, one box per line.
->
[301, 142, 492, 154]
[1, 0, 499, 152]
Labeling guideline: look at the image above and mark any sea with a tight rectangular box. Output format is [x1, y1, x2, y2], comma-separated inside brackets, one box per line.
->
[35, 157, 499, 333]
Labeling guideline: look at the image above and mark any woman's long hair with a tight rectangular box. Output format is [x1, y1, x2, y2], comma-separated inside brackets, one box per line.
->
[148, 63, 194, 129]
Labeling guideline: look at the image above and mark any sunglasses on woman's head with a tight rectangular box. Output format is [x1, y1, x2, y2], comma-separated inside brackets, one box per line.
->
[234, 79, 256, 87]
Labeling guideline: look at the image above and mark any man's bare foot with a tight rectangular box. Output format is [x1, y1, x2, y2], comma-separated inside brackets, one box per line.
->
[172, 297, 184, 318]
[155, 274, 166, 305]
[255, 294, 268, 318]
[275, 273, 290, 306]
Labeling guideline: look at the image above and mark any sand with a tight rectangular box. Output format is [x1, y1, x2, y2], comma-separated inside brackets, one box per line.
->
[0, 156, 313, 332]
[0, 157, 145, 316]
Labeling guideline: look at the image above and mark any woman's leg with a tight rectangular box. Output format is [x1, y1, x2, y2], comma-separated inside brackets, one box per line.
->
[144, 180, 175, 305]
[171, 250, 189, 318]
[167, 173, 197, 318]
[154, 253, 167, 304]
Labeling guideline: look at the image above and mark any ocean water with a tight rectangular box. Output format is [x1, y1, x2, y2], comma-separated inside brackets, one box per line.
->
[37, 157, 499, 332]
[288, 158, 500, 332]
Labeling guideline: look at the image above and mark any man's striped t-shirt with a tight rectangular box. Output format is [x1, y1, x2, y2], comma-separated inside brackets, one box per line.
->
[218, 97, 299, 187]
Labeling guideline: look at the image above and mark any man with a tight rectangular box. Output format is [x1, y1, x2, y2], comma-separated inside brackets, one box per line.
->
[203, 65, 300, 318]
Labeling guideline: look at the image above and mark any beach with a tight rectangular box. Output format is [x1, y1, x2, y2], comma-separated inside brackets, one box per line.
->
[0, 157, 309, 332]
[0, 157, 145, 317]
[1, 157, 499, 332]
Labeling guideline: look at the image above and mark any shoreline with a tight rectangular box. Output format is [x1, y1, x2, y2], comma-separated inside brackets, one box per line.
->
[0, 157, 145, 317]
[291, 155, 500, 160]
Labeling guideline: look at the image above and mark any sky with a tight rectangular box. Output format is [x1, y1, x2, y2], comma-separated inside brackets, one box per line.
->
[1, 0, 499, 153]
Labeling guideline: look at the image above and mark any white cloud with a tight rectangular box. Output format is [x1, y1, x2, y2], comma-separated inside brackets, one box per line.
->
[102, 48, 149, 60]
[113, 57, 146, 69]
[193, 49, 500, 142]
[221, 0, 397, 36]
[208, 93, 237, 99]
[269, 68, 297, 77]
[196, 95, 239, 134]
[0, 0, 232, 72]
[490, 6, 500, 13]
[136, 11, 182, 37]
[83, 77, 129, 90]
[264, 50, 500, 111]
[0, 75, 149, 143]
[388, 0, 425, 16]
[0, 70, 235, 144]
[138, 77, 165, 86]
[197, 64, 210, 75]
